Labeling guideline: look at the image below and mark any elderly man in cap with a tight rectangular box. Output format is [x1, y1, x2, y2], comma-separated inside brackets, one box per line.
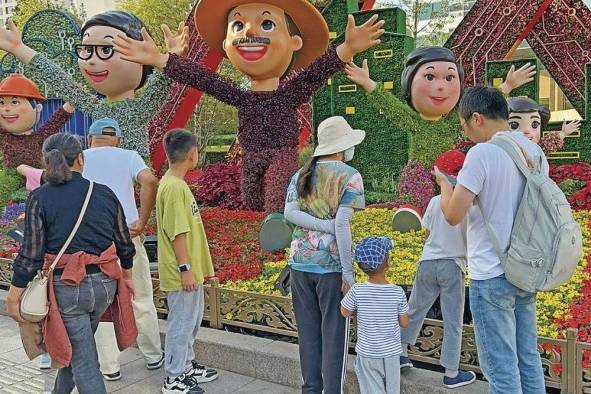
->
[82, 118, 164, 381]
[114, 0, 384, 213]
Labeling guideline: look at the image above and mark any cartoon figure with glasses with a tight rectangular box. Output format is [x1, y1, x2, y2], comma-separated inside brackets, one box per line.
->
[0, 11, 188, 156]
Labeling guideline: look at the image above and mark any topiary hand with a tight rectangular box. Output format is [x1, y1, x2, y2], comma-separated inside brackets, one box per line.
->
[345, 59, 377, 93]
[337, 15, 385, 63]
[163, 22, 189, 57]
[113, 27, 168, 69]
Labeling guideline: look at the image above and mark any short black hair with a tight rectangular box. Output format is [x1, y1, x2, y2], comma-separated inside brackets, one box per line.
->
[164, 129, 198, 164]
[459, 86, 509, 122]
[81, 11, 153, 89]
[507, 97, 550, 129]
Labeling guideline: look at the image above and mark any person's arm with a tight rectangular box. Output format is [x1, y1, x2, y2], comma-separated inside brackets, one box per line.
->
[340, 285, 356, 318]
[282, 15, 385, 106]
[172, 233, 198, 292]
[335, 206, 355, 287]
[398, 287, 410, 328]
[35, 102, 74, 140]
[284, 201, 335, 234]
[112, 197, 135, 279]
[129, 167, 158, 238]
[399, 313, 410, 328]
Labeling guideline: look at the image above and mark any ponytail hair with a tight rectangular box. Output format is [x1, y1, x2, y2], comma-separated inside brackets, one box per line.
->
[296, 156, 320, 199]
[42, 133, 83, 184]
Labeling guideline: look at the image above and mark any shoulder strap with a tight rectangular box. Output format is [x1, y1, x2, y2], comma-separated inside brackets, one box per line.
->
[489, 136, 534, 177]
[47, 181, 94, 273]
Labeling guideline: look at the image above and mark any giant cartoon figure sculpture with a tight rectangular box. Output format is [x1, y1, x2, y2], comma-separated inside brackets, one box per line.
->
[0, 11, 188, 157]
[507, 96, 580, 156]
[112, 0, 385, 212]
[0, 73, 73, 168]
[345, 46, 536, 166]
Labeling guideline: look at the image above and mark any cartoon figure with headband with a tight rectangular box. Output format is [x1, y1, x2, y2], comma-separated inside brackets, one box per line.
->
[112, 0, 385, 212]
[0, 73, 73, 169]
[0, 11, 188, 156]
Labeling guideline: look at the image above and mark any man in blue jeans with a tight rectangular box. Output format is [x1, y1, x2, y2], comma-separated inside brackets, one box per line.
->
[433, 86, 547, 394]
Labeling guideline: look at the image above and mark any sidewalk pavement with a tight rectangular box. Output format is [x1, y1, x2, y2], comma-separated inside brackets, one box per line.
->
[0, 315, 298, 394]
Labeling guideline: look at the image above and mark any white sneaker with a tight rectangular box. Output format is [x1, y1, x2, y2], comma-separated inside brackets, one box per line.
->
[162, 374, 204, 394]
[186, 361, 218, 383]
[39, 354, 51, 370]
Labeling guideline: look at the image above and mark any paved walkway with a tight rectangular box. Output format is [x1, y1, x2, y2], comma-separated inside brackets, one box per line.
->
[0, 315, 298, 394]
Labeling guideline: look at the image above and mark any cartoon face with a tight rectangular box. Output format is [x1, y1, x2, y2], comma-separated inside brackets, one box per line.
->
[223, 4, 303, 80]
[77, 25, 143, 98]
[0, 96, 39, 135]
[509, 111, 541, 143]
[410, 61, 461, 120]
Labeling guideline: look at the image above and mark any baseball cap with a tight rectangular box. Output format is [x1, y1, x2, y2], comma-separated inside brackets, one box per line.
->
[88, 118, 122, 137]
[354, 236, 394, 273]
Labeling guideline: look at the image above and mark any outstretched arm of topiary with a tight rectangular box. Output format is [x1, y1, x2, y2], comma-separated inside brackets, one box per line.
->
[500, 63, 536, 95]
[538, 121, 580, 155]
[114, 27, 244, 108]
[284, 201, 335, 234]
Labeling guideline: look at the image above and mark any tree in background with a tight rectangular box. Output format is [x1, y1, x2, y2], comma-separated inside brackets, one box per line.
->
[376, 0, 461, 46]
[116, 0, 194, 49]
[12, 0, 86, 27]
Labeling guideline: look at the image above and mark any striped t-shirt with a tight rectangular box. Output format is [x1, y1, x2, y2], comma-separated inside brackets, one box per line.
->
[341, 282, 409, 358]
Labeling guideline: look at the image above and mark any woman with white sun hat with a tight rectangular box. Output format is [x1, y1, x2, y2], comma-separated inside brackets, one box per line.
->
[284, 115, 366, 393]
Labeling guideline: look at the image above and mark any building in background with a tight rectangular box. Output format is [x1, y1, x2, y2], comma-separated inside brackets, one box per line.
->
[0, 0, 16, 26]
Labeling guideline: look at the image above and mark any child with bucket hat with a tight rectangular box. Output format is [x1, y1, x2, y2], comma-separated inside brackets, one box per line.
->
[399, 149, 476, 388]
[341, 236, 409, 394]
[284, 116, 365, 393]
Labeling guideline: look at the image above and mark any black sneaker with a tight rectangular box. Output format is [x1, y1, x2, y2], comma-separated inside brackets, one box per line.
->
[102, 370, 122, 381]
[186, 361, 218, 383]
[162, 374, 204, 394]
[147, 352, 165, 370]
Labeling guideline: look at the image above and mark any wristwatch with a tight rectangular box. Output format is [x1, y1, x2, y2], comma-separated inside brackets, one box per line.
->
[178, 263, 191, 272]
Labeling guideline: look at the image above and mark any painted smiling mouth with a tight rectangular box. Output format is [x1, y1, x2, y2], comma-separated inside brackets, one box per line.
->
[429, 97, 448, 105]
[1, 115, 19, 123]
[235, 45, 268, 61]
[85, 70, 109, 82]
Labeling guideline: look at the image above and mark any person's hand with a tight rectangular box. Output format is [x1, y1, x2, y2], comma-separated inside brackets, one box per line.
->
[124, 279, 135, 299]
[0, 20, 24, 53]
[560, 120, 581, 139]
[128, 220, 146, 238]
[345, 59, 377, 93]
[163, 22, 189, 57]
[6, 286, 26, 323]
[432, 166, 451, 187]
[501, 63, 536, 94]
[341, 281, 351, 295]
[113, 27, 168, 69]
[181, 271, 198, 292]
[337, 15, 385, 63]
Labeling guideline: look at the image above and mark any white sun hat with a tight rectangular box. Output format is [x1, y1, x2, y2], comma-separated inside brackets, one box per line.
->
[313, 116, 366, 157]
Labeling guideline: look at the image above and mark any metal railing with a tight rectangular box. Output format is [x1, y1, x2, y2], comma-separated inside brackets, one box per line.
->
[1, 259, 589, 392]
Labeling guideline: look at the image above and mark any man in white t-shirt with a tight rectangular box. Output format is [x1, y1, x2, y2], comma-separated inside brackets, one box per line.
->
[434, 87, 547, 393]
[82, 118, 163, 381]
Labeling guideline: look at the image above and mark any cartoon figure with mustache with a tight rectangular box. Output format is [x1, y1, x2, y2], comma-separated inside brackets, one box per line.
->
[345, 47, 537, 166]
[0, 73, 73, 168]
[112, 0, 384, 212]
[0, 11, 188, 157]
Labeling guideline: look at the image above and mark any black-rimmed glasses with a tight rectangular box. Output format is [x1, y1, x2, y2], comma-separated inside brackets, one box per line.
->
[75, 44, 115, 61]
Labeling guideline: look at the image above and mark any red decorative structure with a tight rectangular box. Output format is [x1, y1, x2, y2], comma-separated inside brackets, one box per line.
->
[148, 3, 223, 172]
[446, 0, 591, 114]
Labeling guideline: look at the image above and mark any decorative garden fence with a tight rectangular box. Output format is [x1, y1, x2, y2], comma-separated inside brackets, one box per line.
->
[0, 258, 589, 392]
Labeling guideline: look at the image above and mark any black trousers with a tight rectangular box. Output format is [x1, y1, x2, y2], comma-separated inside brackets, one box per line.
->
[291, 269, 347, 394]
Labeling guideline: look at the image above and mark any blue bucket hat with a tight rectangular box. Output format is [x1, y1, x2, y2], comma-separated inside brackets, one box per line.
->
[354, 236, 394, 273]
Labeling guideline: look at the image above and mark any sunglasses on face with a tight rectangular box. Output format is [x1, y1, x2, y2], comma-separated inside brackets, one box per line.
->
[75, 44, 115, 61]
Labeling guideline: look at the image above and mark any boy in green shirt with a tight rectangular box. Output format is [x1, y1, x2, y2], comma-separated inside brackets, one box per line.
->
[156, 129, 217, 394]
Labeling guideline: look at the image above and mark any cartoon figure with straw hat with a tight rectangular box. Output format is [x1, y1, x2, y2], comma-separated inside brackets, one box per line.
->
[113, 0, 385, 213]
[0, 73, 74, 168]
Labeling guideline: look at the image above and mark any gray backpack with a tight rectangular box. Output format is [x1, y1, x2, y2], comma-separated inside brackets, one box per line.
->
[477, 135, 582, 293]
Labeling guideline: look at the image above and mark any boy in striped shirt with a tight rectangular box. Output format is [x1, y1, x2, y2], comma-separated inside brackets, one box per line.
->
[341, 236, 409, 394]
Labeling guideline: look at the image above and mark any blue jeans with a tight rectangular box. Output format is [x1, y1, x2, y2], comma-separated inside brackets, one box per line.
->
[53, 272, 117, 394]
[469, 275, 545, 394]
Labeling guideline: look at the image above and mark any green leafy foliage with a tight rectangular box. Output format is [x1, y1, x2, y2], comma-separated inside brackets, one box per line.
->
[0, 167, 23, 211]
[559, 179, 586, 198]
[486, 59, 539, 100]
